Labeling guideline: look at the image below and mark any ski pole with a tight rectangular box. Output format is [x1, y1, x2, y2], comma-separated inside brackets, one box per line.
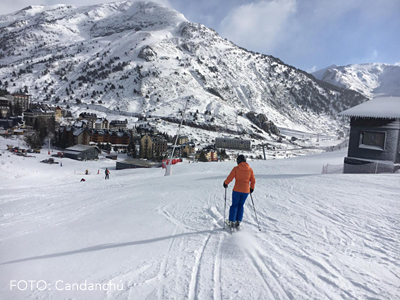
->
[223, 187, 227, 228]
[250, 193, 261, 231]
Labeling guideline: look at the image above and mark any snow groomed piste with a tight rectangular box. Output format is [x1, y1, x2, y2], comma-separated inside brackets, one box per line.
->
[0, 139, 399, 299]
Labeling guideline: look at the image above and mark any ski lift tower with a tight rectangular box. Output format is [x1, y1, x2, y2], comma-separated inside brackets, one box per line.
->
[165, 97, 190, 176]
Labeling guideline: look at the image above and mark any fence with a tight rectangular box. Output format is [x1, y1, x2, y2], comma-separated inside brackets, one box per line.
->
[323, 161, 397, 174]
[322, 164, 344, 174]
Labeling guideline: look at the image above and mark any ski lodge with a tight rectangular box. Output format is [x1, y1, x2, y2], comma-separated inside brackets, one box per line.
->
[339, 97, 400, 173]
[63, 145, 101, 161]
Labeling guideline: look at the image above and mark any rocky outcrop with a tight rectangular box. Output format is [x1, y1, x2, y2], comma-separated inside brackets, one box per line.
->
[138, 46, 157, 62]
[246, 112, 280, 136]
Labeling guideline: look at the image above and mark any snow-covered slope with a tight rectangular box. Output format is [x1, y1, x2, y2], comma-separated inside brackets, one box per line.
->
[0, 1, 366, 140]
[313, 63, 400, 98]
[0, 137, 399, 299]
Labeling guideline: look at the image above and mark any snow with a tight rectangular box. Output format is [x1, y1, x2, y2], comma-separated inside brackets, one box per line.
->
[1, 136, 399, 299]
[340, 96, 400, 118]
[0, 1, 361, 143]
[313, 63, 400, 98]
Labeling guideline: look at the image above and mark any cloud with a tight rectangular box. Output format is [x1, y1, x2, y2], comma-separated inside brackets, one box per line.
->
[215, 0, 400, 70]
[219, 0, 296, 53]
[308, 66, 318, 73]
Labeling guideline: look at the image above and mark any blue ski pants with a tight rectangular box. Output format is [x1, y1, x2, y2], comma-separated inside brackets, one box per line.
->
[229, 191, 249, 222]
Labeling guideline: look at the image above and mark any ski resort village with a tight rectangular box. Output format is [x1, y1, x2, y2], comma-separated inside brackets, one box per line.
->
[0, 1, 399, 299]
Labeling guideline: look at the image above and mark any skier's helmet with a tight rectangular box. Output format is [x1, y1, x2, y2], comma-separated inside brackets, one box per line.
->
[236, 154, 246, 164]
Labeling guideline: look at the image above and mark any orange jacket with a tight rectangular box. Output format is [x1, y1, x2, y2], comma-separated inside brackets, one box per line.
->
[224, 162, 255, 193]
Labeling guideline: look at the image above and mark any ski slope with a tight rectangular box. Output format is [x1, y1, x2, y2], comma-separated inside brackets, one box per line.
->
[0, 138, 399, 299]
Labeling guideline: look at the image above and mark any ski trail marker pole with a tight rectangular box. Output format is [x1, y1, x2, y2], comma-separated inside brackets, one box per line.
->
[223, 187, 227, 229]
[250, 193, 261, 231]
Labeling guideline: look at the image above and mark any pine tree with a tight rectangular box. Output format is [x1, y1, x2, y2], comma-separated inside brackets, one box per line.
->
[198, 151, 208, 162]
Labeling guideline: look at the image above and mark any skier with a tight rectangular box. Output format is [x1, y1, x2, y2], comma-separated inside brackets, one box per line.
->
[105, 168, 110, 180]
[223, 154, 255, 229]
[85, 169, 89, 175]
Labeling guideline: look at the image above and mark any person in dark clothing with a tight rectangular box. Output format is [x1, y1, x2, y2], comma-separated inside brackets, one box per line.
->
[223, 155, 256, 228]
[105, 168, 110, 180]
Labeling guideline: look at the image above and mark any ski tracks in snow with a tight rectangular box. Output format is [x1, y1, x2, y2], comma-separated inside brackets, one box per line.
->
[152, 190, 293, 300]
[135, 192, 227, 299]
[238, 234, 292, 300]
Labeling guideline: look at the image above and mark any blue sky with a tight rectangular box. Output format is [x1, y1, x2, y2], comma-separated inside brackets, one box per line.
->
[2, 0, 400, 72]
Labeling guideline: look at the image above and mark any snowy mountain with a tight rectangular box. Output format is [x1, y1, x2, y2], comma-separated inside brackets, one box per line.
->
[1, 136, 399, 299]
[312, 63, 400, 99]
[311, 64, 337, 81]
[0, 1, 366, 141]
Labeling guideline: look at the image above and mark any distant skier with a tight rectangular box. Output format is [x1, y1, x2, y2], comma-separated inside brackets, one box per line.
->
[85, 169, 89, 175]
[223, 155, 255, 228]
[105, 168, 110, 180]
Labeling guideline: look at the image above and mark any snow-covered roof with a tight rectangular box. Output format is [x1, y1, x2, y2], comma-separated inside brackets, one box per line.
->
[73, 128, 86, 136]
[339, 97, 400, 118]
[65, 145, 100, 153]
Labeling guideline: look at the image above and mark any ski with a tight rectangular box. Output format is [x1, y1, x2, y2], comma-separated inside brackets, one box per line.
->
[224, 219, 234, 234]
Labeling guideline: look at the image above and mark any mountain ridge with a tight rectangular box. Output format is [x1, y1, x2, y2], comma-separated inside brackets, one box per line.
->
[312, 63, 400, 99]
[0, 1, 366, 141]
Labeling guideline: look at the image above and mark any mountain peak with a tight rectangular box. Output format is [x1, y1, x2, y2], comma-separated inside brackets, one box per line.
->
[313, 63, 400, 98]
[0, 1, 366, 140]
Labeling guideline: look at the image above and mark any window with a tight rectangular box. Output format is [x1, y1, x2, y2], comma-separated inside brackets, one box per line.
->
[359, 131, 385, 150]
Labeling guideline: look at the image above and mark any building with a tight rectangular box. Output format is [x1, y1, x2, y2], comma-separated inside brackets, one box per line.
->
[94, 118, 109, 130]
[173, 135, 189, 145]
[340, 97, 400, 173]
[152, 135, 168, 157]
[55, 106, 63, 122]
[23, 106, 55, 126]
[110, 131, 130, 151]
[90, 130, 131, 150]
[91, 130, 110, 144]
[170, 141, 196, 157]
[74, 119, 93, 129]
[12, 94, 31, 113]
[63, 145, 101, 161]
[110, 120, 127, 130]
[73, 128, 91, 145]
[57, 126, 132, 150]
[215, 137, 251, 151]
[195, 149, 218, 162]
[58, 127, 74, 148]
[136, 123, 157, 135]
[140, 134, 167, 159]
[182, 142, 196, 156]
[140, 135, 153, 158]
[0, 96, 11, 117]
[79, 112, 97, 122]
[58, 127, 90, 147]
[0, 119, 13, 130]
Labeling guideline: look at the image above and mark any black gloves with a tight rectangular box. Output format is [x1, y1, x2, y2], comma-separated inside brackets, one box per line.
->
[250, 188, 254, 194]
[223, 182, 228, 188]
